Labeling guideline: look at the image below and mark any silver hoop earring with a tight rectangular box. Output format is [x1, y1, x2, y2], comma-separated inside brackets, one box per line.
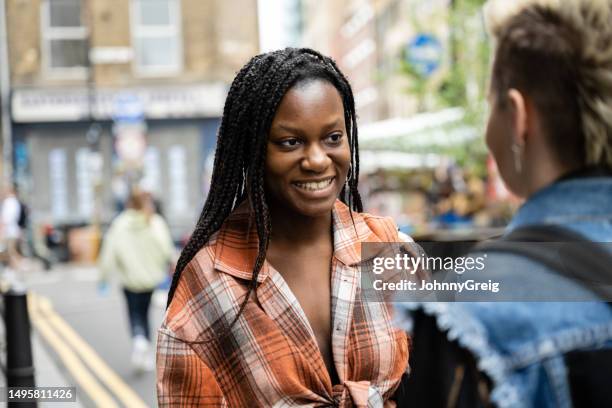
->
[512, 143, 523, 174]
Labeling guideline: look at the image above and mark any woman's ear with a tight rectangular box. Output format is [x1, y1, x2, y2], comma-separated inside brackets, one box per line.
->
[507, 89, 527, 146]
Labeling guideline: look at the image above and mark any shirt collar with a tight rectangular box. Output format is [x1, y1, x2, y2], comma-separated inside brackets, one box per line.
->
[331, 199, 390, 266]
[507, 176, 612, 232]
[212, 199, 389, 282]
[212, 200, 270, 283]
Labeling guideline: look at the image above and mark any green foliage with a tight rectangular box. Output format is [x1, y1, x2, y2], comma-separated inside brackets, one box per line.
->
[397, 0, 491, 174]
[398, 59, 428, 112]
[438, 65, 466, 108]
[400, 0, 491, 118]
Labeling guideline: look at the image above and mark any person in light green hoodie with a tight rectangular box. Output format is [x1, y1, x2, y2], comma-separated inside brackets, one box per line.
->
[99, 188, 175, 372]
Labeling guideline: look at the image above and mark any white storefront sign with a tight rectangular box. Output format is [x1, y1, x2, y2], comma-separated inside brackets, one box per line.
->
[11, 84, 227, 122]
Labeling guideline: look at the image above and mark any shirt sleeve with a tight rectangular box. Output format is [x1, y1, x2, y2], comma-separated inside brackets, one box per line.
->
[97, 224, 117, 284]
[152, 215, 177, 263]
[1, 197, 20, 226]
[157, 328, 227, 407]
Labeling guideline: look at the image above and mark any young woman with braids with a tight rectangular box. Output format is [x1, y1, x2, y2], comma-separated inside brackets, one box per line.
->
[157, 48, 410, 407]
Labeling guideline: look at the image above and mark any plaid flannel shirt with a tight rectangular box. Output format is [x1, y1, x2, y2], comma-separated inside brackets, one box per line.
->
[157, 200, 409, 407]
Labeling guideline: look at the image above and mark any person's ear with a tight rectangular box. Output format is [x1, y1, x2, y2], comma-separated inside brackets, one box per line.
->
[507, 89, 527, 146]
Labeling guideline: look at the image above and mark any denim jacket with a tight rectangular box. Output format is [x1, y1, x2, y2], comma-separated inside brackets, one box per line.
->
[397, 176, 612, 408]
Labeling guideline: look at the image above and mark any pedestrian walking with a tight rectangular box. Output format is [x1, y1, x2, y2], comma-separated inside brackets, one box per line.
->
[157, 48, 413, 407]
[99, 188, 175, 373]
[1, 185, 24, 271]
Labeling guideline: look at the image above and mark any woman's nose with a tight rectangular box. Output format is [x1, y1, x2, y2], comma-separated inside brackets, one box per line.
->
[301, 144, 332, 173]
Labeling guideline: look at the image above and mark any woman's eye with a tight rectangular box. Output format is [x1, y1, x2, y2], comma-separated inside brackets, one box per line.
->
[278, 138, 301, 148]
[326, 133, 343, 144]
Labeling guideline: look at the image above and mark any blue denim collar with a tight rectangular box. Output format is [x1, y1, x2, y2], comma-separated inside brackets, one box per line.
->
[507, 177, 612, 232]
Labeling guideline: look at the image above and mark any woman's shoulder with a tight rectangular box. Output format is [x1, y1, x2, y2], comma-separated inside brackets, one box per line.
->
[358, 211, 414, 243]
[149, 212, 169, 226]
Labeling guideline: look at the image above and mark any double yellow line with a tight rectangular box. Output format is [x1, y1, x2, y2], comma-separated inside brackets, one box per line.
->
[28, 292, 149, 408]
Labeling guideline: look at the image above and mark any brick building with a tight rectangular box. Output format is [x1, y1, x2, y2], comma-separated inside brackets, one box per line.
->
[302, 0, 450, 123]
[4, 0, 259, 237]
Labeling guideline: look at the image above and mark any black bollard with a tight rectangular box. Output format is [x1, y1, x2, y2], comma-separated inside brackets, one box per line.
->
[4, 288, 37, 407]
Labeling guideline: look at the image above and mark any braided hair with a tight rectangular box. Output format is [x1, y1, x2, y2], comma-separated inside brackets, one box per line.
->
[166, 48, 363, 330]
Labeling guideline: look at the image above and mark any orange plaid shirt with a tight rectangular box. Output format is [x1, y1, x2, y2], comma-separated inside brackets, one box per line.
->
[157, 200, 409, 407]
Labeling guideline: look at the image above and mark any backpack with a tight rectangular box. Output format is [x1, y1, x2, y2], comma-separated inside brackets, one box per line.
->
[397, 224, 612, 408]
[17, 200, 28, 229]
[477, 224, 612, 300]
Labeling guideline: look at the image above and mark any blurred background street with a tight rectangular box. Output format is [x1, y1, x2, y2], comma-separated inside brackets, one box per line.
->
[0, 0, 519, 406]
[13, 262, 164, 407]
[1, 260, 164, 406]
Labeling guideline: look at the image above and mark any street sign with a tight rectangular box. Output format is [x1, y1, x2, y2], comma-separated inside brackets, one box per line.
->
[112, 92, 144, 124]
[112, 93, 147, 168]
[115, 124, 147, 166]
[406, 33, 443, 77]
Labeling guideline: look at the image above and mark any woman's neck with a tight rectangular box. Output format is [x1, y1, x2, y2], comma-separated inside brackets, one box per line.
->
[268, 202, 334, 247]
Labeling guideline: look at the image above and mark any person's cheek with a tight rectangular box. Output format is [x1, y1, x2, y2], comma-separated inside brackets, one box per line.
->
[268, 152, 292, 200]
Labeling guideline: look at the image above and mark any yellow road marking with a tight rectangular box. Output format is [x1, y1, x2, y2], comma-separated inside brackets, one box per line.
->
[30, 293, 149, 408]
[36, 297, 149, 407]
[28, 293, 119, 408]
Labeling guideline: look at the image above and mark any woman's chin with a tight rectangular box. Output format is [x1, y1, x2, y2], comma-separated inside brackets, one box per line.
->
[290, 198, 337, 218]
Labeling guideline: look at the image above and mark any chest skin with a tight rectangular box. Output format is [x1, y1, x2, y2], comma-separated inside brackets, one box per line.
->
[266, 243, 340, 385]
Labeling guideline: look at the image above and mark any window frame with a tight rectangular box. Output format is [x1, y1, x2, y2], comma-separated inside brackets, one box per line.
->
[40, 0, 89, 79]
[130, 0, 183, 77]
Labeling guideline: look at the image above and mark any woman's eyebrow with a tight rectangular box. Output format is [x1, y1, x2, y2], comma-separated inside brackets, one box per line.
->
[274, 123, 302, 133]
[272, 118, 344, 134]
[322, 118, 343, 130]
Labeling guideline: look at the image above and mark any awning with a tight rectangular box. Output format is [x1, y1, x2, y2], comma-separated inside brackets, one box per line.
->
[359, 151, 445, 173]
[359, 108, 479, 152]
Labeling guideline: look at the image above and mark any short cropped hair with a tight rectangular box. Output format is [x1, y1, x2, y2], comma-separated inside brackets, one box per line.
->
[484, 0, 612, 169]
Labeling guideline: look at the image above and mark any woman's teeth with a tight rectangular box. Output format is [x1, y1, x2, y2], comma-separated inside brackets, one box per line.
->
[295, 178, 333, 191]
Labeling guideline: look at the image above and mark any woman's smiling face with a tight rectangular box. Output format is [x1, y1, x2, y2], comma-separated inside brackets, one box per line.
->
[265, 79, 351, 218]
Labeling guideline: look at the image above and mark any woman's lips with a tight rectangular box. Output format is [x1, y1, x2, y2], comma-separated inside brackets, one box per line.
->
[294, 177, 334, 190]
[292, 177, 336, 198]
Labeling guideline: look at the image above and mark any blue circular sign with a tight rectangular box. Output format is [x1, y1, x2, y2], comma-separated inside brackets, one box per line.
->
[406, 33, 443, 77]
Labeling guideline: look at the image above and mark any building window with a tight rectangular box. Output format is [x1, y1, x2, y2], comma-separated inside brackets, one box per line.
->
[131, 0, 182, 76]
[41, 0, 88, 76]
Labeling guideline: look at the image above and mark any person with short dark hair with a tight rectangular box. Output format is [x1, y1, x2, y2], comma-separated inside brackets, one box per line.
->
[157, 48, 410, 407]
[397, 1, 612, 407]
